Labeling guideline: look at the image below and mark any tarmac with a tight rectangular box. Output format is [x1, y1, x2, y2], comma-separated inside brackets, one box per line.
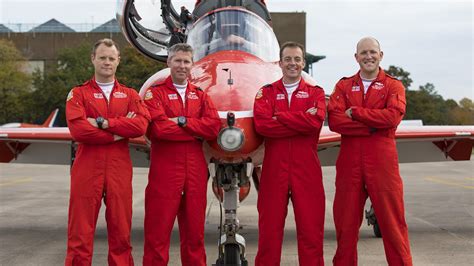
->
[1, 161, 473, 265]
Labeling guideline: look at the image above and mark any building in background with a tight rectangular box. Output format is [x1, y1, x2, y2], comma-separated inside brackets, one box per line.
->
[0, 13, 324, 75]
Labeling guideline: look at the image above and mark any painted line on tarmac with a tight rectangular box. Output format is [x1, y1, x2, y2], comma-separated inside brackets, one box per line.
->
[0, 177, 32, 187]
[424, 177, 474, 189]
[409, 214, 472, 243]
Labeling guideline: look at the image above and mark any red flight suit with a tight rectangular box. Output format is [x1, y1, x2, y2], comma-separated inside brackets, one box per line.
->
[327, 69, 412, 266]
[142, 76, 220, 266]
[65, 78, 150, 266]
[253, 79, 326, 265]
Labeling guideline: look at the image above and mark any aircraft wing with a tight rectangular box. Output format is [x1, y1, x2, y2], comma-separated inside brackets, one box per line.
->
[317, 125, 474, 166]
[0, 127, 149, 167]
[1, 125, 473, 167]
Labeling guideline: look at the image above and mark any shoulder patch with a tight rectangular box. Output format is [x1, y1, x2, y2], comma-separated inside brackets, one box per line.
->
[263, 84, 272, 88]
[144, 89, 153, 100]
[66, 89, 74, 101]
[196, 87, 203, 91]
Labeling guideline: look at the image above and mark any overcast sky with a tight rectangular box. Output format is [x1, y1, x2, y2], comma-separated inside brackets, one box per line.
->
[1, 0, 472, 101]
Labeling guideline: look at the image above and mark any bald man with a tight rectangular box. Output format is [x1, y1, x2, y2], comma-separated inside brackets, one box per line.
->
[327, 37, 412, 266]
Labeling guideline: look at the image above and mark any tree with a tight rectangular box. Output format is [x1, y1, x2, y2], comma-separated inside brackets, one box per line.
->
[116, 46, 166, 90]
[384, 65, 413, 89]
[459, 98, 474, 110]
[405, 83, 451, 125]
[25, 43, 92, 126]
[0, 40, 32, 124]
[26, 43, 166, 126]
[449, 98, 474, 125]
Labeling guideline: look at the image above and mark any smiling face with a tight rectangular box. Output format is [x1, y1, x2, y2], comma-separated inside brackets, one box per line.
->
[91, 43, 120, 83]
[279, 46, 306, 84]
[168, 50, 193, 85]
[355, 38, 384, 79]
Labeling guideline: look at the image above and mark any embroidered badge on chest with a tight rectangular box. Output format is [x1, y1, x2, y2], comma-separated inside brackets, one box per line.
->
[113, 92, 128, 98]
[352, 86, 360, 92]
[168, 94, 178, 100]
[295, 91, 309, 98]
[276, 94, 285, 100]
[373, 82, 384, 90]
[94, 93, 104, 99]
[187, 92, 199, 100]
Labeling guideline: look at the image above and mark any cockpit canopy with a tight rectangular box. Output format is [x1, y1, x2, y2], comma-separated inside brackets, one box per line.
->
[186, 8, 280, 62]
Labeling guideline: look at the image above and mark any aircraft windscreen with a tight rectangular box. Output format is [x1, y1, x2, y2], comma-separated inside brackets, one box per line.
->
[186, 9, 280, 62]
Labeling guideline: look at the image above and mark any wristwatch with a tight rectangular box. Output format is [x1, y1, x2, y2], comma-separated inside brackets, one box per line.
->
[96, 116, 105, 129]
[177, 116, 187, 127]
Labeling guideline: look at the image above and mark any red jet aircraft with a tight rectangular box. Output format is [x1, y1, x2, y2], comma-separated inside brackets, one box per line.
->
[1, 0, 473, 264]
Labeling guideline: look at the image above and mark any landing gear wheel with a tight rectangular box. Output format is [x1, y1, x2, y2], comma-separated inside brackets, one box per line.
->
[224, 244, 241, 265]
[373, 221, 382, 238]
[365, 205, 382, 238]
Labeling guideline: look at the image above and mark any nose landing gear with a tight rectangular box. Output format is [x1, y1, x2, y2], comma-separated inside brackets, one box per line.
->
[209, 158, 252, 266]
[365, 205, 382, 238]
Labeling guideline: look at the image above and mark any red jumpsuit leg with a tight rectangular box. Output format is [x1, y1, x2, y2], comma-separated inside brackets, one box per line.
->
[65, 159, 104, 266]
[177, 151, 207, 266]
[364, 138, 412, 266]
[333, 142, 368, 266]
[143, 148, 184, 266]
[255, 169, 290, 266]
[291, 165, 325, 265]
[104, 160, 134, 266]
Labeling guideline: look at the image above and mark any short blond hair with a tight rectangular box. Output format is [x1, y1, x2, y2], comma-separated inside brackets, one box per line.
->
[92, 38, 120, 55]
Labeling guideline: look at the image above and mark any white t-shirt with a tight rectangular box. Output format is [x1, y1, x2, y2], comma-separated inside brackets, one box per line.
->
[96, 80, 114, 101]
[174, 82, 188, 104]
[283, 79, 300, 104]
[360, 76, 375, 94]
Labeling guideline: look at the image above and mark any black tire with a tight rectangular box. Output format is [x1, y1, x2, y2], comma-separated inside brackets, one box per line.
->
[373, 222, 382, 238]
[224, 244, 241, 265]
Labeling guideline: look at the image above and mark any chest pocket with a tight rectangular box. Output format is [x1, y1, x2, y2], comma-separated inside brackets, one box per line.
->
[186, 93, 202, 118]
[273, 92, 289, 113]
[159, 93, 182, 117]
[109, 92, 130, 117]
[366, 87, 388, 109]
[86, 95, 108, 118]
[345, 86, 363, 108]
[291, 90, 313, 111]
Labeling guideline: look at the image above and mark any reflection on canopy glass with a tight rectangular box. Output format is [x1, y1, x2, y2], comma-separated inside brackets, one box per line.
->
[186, 9, 280, 62]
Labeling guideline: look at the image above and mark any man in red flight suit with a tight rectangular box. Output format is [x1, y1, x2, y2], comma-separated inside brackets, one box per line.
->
[65, 39, 150, 265]
[253, 42, 327, 265]
[328, 37, 412, 266]
[142, 43, 221, 266]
